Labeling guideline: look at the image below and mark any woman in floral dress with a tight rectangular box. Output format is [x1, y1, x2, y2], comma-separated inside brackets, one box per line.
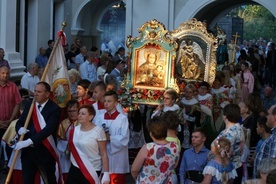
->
[131, 116, 179, 184]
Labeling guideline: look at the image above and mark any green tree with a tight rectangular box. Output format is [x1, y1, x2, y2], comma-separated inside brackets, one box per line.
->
[229, 5, 276, 40]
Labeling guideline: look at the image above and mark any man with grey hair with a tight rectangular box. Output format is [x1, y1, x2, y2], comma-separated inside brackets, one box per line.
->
[267, 168, 276, 184]
[254, 105, 276, 178]
[246, 158, 276, 184]
[0, 48, 10, 69]
[258, 158, 276, 179]
[21, 63, 40, 97]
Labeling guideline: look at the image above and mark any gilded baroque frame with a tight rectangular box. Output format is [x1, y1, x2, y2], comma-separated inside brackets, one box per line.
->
[169, 18, 218, 85]
[119, 18, 218, 106]
[121, 19, 178, 105]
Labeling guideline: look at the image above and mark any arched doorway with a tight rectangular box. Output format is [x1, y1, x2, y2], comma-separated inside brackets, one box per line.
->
[175, 0, 276, 28]
[71, 0, 126, 51]
[173, 0, 276, 45]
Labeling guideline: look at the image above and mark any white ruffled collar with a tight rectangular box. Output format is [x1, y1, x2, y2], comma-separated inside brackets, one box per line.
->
[211, 87, 227, 94]
[203, 165, 237, 182]
[163, 104, 180, 112]
[181, 97, 198, 105]
[197, 93, 212, 101]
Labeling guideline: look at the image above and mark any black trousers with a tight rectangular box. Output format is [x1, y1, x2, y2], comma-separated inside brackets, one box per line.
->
[234, 165, 243, 184]
[21, 150, 56, 184]
[266, 69, 276, 89]
[66, 164, 101, 184]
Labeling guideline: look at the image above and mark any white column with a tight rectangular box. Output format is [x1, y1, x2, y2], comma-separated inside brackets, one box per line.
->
[19, 0, 26, 63]
[26, 0, 53, 67]
[54, 1, 65, 36]
[50, 0, 54, 40]
[0, 0, 25, 79]
[125, 0, 172, 38]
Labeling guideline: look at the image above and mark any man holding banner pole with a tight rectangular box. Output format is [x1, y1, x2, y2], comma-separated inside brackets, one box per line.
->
[5, 21, 69, 184]
[15, 82, 62, 184]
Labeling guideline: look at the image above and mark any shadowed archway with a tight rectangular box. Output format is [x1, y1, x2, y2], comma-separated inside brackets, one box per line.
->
[175, 0, 275, 28]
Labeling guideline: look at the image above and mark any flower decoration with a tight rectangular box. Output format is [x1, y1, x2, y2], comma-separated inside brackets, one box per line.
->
[118, 87, 164, 105]
[131, 88, 164, 102]
[179, 82, 186, 92]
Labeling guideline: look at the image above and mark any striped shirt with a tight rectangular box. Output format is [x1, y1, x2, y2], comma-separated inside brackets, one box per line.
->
[253, 128, 276, 178]
[0, 81, 21, 122]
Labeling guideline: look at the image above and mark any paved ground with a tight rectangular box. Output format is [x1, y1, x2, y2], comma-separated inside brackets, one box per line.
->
[0, 148, 139, 183]
[0, 172, 135, 184]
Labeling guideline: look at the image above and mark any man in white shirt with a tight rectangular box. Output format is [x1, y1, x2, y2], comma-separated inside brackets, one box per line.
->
[21, 63, 40, 97]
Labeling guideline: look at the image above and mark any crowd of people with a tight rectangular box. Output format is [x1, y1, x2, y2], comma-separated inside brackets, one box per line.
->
[0, 34, 276, 184]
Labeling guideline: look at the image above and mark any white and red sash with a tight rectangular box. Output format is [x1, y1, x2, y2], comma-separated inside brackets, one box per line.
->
[32, 105, 64, 184]
[69, 127, 100, 184]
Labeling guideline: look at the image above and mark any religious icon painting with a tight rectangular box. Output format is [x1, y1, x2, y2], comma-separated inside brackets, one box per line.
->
[122, 19, 178, 105]
[134, 44, 169, 89]
[169, 18, 218, 85]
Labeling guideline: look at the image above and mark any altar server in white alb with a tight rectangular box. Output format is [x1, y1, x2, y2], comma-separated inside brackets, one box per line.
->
[95, 90, 129, 184]
[92, 81, 123, 125]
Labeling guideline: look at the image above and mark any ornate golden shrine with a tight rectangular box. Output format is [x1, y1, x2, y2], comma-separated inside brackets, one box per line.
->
[169, 18, 218, 85]
[119, 18, 218, 106]
[119, 19, 178, 105]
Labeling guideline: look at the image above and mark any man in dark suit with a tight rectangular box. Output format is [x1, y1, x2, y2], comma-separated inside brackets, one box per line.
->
[15, 81, 61, 184]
